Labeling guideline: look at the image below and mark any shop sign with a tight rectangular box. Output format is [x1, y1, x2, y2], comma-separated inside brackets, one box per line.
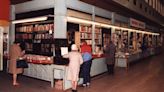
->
[130, 18, 145, 29]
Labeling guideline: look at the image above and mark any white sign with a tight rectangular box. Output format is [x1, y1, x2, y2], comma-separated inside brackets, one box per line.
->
[60, 47, 68, 56]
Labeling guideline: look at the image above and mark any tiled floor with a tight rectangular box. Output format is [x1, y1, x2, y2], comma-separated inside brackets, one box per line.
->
[0, 52, 164, 92]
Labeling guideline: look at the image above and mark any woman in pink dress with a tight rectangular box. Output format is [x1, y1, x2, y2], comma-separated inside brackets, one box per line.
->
[63, 44, 83, 92]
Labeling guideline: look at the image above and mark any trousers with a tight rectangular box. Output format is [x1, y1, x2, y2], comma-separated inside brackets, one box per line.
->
[82, 60, 92, 84]
[107, 64, 114, 74]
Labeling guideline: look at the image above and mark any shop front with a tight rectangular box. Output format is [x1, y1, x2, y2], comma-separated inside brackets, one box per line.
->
[10, 0, 162, 90]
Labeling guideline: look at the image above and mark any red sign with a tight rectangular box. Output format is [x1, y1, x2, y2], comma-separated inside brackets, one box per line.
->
[130, 18, 145, 29]
[0, 0, 10, 21]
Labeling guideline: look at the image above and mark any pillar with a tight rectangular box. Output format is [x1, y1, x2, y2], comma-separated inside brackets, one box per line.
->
[92, 6, 95, 53]
[111, 12, 115, 43]
[54, 0, 67, 38]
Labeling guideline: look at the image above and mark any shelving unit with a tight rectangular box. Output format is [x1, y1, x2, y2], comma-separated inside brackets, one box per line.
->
[79, 25, 101, 45]
[114, 29, 122, 51]
[15, 22, 54, 56]
[122, 30, 128, 50]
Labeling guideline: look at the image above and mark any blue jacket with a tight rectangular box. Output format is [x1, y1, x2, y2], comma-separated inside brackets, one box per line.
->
[82, 52, 92, 62]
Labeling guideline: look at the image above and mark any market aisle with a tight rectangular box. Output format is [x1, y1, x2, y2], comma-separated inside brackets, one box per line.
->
[78, 52, 164, 92]
[0, 52, 164, 92]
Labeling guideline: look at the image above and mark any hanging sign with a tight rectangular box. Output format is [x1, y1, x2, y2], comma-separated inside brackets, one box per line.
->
[130, 18, 145, 29]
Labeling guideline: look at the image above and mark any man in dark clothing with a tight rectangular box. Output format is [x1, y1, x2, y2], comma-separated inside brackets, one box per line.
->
[104, 41, 116, 75]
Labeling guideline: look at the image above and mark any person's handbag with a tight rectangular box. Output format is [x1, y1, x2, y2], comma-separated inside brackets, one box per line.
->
[16, 59, 28, 68]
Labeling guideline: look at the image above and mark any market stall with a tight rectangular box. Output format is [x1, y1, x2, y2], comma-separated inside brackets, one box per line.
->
[11, 7, 162, 91]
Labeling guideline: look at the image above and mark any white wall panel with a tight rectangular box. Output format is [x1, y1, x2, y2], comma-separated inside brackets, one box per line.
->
[66, 0, 93, 14]
[15, 0, 54, 13]
[95, 7, 112, 19]
[54, 0, 67, 38]
[66, 0, 112, 19]
[115, 13, 129, 23]
[15, 0, 127, 23]
[67, 9, 92, 20]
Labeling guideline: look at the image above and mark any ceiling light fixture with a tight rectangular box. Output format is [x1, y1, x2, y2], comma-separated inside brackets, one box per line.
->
[67, 16, 160, 35]
[12, 16, 48, 24]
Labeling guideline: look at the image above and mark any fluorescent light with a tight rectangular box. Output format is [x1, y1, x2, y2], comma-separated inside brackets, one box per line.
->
[67, 16, 160, 36]
[12, 16, 48, 24]
[67, 16, 94, 24]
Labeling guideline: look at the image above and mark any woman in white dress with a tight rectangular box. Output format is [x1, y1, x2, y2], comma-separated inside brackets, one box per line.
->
[63, 44, 83, 92]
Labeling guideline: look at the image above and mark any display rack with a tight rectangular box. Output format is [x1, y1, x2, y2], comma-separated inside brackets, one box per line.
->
[15, 22, 54, 56]
[148, 34, 152, 47]
[114, 29, 122, 51]
[136, 32, 142, 51]
[122, 30, 128, 50]
[79, 25, 101, 45]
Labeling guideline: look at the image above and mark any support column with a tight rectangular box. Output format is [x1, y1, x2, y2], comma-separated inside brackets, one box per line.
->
[92, 6, 95, 53]
[111, 12, 115, 34]
[54, 0, 67, 38]
[111, 12, 115, 44]
[5, 5, 15, 72]
[9, 5, 15, 45]
[128, 18, 132, 48]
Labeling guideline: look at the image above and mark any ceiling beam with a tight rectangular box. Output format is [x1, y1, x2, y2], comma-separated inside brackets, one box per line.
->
[10, 0, 32, 5]
[80, 0, 164, 29]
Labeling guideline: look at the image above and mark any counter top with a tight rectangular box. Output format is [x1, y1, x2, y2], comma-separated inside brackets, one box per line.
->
[28, 61, 53, 64]
[92, 54, 105, 59]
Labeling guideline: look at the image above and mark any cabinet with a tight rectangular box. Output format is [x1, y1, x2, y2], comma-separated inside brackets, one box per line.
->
[15, 22, 54, 56]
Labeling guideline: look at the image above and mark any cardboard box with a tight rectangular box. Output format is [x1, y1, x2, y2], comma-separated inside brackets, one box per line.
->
[55, 80, 63, 90]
